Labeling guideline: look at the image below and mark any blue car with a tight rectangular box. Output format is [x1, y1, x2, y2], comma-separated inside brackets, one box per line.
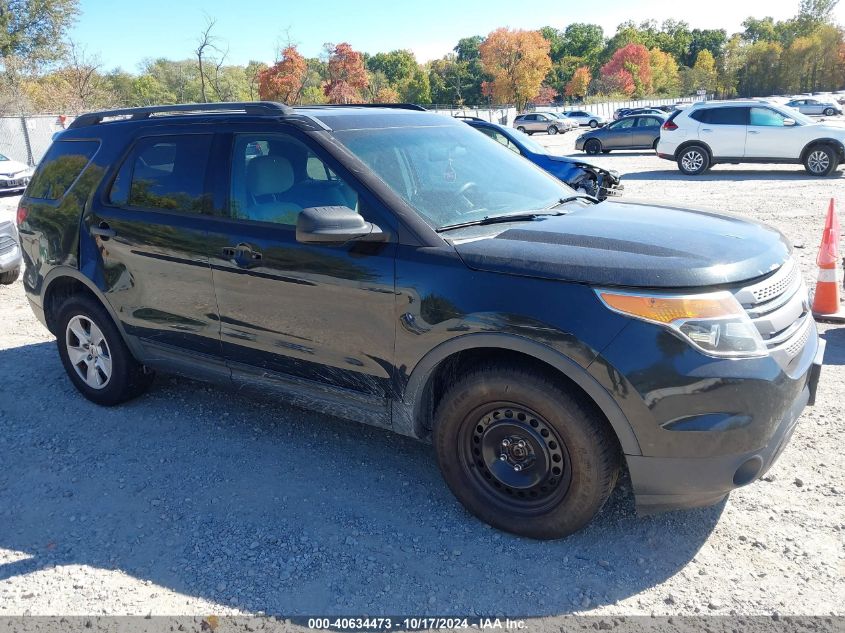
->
[459, 116, 623, 200]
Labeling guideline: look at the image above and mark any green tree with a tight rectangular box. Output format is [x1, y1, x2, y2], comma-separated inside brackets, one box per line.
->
[689, 49, 718, 93]
[401, 67, 431, 104]
[0, 0, 79, 65]
[686, 29, 727, 66]
[453, 35, 486, 104]
[366, 49, 417, 87]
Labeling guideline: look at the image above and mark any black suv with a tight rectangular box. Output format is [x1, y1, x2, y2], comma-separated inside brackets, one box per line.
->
[17, 102, 823, 539]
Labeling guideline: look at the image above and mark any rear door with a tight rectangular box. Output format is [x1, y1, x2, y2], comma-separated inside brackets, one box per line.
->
[696, 106, 748, 158]
[632, 116, 662, 148]
[208, 125, 398, 405]
[85, 132, 223, 358]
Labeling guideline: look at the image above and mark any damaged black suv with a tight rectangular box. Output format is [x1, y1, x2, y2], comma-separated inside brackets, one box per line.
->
[17, 102, 823, 539]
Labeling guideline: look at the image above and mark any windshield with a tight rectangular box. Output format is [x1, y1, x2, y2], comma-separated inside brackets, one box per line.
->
[776, 105, 815, 125]
[509, 128, 548, 154]
[0, 154, 8, 161]
[334, 123, 573, 230]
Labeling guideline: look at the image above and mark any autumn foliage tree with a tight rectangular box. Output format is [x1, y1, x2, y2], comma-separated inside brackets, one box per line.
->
[532, 84, 558, 104]
[479, 28, 552, 111]
[323, 42, 368, 103]
[564, 66, 591, 98]
[257, 46, 307, 104]
[599, 43, 653, 97]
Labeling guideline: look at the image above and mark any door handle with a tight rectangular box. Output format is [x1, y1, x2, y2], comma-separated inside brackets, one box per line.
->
[90, 222, 116, 240]
[748, 130, 760, 134]
[701, 128, 712, 133]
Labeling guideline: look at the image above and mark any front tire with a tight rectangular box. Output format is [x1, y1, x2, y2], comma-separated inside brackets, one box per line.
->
[0, 267, 19, 285]
[584, 139, 602, 155]
[56, 295, 154, 406]
[516, 126, 526, 133]
[804, 145, 838, 176]
[433, 366, 620, 539]
[677, 145, 710, 175]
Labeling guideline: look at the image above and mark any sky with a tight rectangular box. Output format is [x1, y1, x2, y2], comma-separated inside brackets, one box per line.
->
[70, 0, 845, 72]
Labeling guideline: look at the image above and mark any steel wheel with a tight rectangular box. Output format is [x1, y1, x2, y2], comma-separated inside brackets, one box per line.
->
[459, 403, 572, 515]
[65, 315, 112, 390]
[807, 149, 831, 174]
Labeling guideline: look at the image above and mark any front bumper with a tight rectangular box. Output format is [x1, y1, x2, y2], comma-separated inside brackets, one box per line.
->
[625, 337, 824, 513]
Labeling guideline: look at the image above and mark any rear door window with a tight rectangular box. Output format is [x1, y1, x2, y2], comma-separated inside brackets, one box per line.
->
[704, 107, 748, 125]
[109, 134, 212, 213]
[27, 140, 100, 200]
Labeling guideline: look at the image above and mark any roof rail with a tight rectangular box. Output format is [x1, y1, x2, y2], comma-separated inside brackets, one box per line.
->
[452, 115, 486, 122]
[68, 102, 294, 129]
[295, 103, 427, 111]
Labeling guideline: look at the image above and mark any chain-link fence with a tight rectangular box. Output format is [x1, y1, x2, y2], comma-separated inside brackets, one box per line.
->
[0, 115, 75, 166]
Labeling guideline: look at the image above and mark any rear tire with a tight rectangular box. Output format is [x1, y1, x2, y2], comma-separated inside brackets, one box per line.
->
[56, 295, 154, 406]
[804, 145, 838, 176]
[432, 365, 620, 539]
[584, 139, 602, 155]
[589, 120, 598, 128]
[677, 145, 710, 175]
[824, 107, 835, 116]
[547, 126, 558, 135]
[0, 267, 19, 285]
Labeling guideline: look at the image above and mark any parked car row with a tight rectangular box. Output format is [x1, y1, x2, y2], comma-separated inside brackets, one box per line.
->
[575, 114, 666, 154]
[514, 110, 605, 135]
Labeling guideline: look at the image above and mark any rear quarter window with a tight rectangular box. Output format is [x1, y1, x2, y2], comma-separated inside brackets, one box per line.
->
[27, 140, 100, 200]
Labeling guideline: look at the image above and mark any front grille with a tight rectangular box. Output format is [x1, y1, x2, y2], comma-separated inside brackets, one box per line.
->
[0, 235, 16, 255]
[733, 259, 812, 363]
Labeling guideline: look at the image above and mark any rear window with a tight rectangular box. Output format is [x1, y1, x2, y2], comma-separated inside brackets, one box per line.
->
[690, 107, 747, 125]
[109, 134, 212, 213]
[27, 140, 100, 200]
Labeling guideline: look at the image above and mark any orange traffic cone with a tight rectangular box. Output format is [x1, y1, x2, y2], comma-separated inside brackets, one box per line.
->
[812, 198, 845, 322]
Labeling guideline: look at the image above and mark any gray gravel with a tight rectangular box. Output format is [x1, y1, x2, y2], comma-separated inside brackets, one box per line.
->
[0, 131, 843, 619]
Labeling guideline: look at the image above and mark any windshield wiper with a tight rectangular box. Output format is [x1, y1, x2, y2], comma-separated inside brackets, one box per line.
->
[436, 211, 564, 233]
[546, 193, 598, 208]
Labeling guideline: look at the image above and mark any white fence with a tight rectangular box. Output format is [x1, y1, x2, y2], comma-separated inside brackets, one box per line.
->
[430, 96, 707, 126]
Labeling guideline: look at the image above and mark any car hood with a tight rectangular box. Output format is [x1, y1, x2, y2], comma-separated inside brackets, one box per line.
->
[0, 159, 30, 177]
[448, 200, 790, 288]
[544, 154, 614, 174]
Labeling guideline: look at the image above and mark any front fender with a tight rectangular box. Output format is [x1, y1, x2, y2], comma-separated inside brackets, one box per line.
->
[395, 331, 641, 455]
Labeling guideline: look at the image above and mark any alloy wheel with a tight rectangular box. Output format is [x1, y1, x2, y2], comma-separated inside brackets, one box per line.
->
[681, 150, 704, 173]
[65, 315, 112, 389]
[807, 150, 830, 174]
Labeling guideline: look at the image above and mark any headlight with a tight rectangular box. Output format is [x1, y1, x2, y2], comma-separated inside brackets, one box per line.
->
[596, 289, 767, 358]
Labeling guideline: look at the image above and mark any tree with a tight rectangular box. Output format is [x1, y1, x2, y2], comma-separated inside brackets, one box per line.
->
[258, 45, 308, 104]
[650, 48, 680, 95]
[195, 17, 226, 102]
[366, 50, 417, 87]
[453, 35, 486, 104]
[532, 85, 558, 105]
[689, 49, 718, 93]
[564, 66, 591, 98]
[600, 43, 653, 97]
[561, 23, 604, 62]
[478, 28, 551, 111]
[373, 86, 400, 103]
[323, 42, 368, 103]
[0, 0, 79, 65]
[401, 67, 431, 104]
[686, 29, 727, 67]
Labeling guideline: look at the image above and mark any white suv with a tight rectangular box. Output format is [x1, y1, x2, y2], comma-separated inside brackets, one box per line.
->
[656, 100, 845, 176]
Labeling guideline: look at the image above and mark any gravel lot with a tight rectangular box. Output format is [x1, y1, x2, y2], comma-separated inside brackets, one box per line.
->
[0, 127, 843, 621]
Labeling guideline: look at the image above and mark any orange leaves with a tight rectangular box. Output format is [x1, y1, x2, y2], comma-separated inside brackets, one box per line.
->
[565, 66, 592, 98]
[324, 42, 368, 104]
[479, 28, 552, 111]
[257, 46, 307, 105]
[600, 43, 653, 97]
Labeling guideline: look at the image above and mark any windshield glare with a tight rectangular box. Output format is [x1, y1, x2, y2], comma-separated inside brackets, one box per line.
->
[335, 123, 573, 229]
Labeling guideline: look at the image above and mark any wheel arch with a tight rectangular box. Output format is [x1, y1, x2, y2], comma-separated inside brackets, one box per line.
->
[676, 140, 713, 160]
[41, 267, 141, 359]
[395, 333, 641, 456]
[800, 138, 845, 163]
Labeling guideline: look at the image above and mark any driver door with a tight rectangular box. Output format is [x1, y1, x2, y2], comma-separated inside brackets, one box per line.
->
[744, 106, 804, 158]
[208, 126, 398, 404]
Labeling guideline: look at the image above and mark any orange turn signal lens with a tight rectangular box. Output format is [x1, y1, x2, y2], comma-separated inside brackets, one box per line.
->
[598, 291, 742, 324]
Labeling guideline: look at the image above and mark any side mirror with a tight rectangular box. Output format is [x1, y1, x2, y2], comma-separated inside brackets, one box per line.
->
[296, 206, 387, 245]
[783, 118, 796, 127]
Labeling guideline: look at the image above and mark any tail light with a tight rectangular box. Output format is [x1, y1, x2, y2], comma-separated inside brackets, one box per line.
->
[662, 120, 678, 131]
[16, 205, 27, 227]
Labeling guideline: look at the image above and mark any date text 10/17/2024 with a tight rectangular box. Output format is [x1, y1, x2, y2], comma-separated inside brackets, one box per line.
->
[307, 618, 527, 630]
